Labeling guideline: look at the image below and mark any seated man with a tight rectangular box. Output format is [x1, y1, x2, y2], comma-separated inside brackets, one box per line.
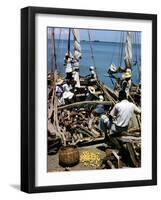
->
[95, 104, 110, 134]
[109, 90, 141, 135]
[62, 81, 74, 104]
[86, 66, 97, 82]
[56, 79, 65, 106]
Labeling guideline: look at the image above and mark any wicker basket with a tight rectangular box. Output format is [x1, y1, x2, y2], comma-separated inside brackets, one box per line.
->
[59, 145, 80, 167]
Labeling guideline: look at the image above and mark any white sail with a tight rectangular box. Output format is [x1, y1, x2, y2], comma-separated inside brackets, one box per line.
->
[72, 29, 82, 68]
[124, 32, 132, 68]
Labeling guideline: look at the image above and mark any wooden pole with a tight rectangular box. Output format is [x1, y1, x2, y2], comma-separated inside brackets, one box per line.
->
[58, 100, 114, 110]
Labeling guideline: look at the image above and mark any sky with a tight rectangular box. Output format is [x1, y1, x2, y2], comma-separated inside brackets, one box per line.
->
[48, 27, 141, 43]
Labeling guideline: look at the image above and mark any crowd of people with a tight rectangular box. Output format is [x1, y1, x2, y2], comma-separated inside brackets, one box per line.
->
[56, 53, 97, 106]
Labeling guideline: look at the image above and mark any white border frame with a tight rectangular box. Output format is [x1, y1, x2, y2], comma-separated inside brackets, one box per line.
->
[35, 13, 152, 187]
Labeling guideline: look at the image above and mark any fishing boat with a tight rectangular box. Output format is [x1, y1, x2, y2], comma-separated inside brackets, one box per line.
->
[47, 28, 141, 170]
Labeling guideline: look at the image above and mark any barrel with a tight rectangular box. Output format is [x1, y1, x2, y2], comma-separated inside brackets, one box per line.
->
[59, 145, 80, 167]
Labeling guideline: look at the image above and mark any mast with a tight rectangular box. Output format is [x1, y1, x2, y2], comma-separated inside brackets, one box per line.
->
[51, 28, 57, 72]
[72, 29, 82, 68]
[67, 28, 71, 55]
[124, 32, 132, 69]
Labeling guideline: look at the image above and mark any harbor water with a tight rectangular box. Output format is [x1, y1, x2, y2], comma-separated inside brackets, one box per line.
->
[48, 39, 141, 89]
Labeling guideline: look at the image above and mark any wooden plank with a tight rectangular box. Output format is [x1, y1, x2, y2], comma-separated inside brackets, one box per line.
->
[126, 142, 139, 167]
[58, 100, 113, 110]
[76, 91, 103, 97]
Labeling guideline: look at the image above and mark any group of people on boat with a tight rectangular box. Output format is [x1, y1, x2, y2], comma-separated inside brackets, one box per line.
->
[95, 65, 141, 141]
[108, 64, 133, 97]
[55, 53, 97, 106]
[55, 52, 141, 142]
[64, 53, 97, 83]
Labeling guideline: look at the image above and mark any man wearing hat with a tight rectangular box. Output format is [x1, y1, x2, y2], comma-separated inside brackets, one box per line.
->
[72, 67, 80, 88]
[95, 104, 110, 134]
[62, 80, 74, 104]
[65, 57, 73, 81]
[109, 90, 141, 136]
[86, 66, 97, 82]
[56, 78, 65, 106]
[121, 69, 132, 96]
[86, 86, 97, 101]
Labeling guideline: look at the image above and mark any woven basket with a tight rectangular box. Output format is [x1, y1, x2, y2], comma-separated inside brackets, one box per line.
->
[59, 145, 80, 167]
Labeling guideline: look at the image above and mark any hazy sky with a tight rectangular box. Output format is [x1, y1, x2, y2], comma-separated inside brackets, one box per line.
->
[48, 27, 141, 43]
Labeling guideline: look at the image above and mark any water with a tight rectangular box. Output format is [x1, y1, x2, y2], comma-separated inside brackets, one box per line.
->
[48, 39, 141, 89]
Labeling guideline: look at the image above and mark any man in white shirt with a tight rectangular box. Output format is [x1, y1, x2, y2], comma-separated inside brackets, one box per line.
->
[90, 67, 97, 80]
[72, 67, 80, 88]
[65, 58, 73, 81]
[86, 66, 97, 82]
[62, 81, 74, 104]
[121, 69, 132, 96]
[56, 79, 65, 106]
[109, 90, 141, 135]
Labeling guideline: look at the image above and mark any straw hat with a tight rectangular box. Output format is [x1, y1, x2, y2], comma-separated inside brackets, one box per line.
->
[122, 72, 132, 79]
[56, 78, 64, 85]
[88, 86, 95, 94]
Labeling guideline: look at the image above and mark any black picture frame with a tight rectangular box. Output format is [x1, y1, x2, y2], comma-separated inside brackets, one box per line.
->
[21, 6, 157, 193]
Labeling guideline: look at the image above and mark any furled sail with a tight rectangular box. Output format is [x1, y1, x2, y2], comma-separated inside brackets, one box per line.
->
[124, 32, 132, 68]
[72, 29, 82, 68]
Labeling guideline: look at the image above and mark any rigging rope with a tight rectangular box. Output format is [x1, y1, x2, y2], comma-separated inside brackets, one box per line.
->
[117, 32, 122, 67]
[136, 32, 141, 82]
[110, 33, 118, 64]
[57, 28, 62, 51]
[120, 32, 125, 67]
[133, 32, 140, 82]
[87, 30, 96, 67]
[117, 32, 124, 67]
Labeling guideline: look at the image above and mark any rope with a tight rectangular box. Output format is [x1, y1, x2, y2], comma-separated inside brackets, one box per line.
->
[119, 32, 125, 67]
[57, 28, 62, 51]
[136, 32, 141, 82]
[110, 33, 118, 64]
[87, 30, 96, 67]
[118, 32, 124, 67]
[60, 31, 64, 63]
[132, 32, 141, 82]
[134, 32, 138, 65]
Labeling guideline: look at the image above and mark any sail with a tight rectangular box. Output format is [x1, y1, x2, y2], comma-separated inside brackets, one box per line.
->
[124, 32, 132, 68]
[72, 29, 82, 68]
